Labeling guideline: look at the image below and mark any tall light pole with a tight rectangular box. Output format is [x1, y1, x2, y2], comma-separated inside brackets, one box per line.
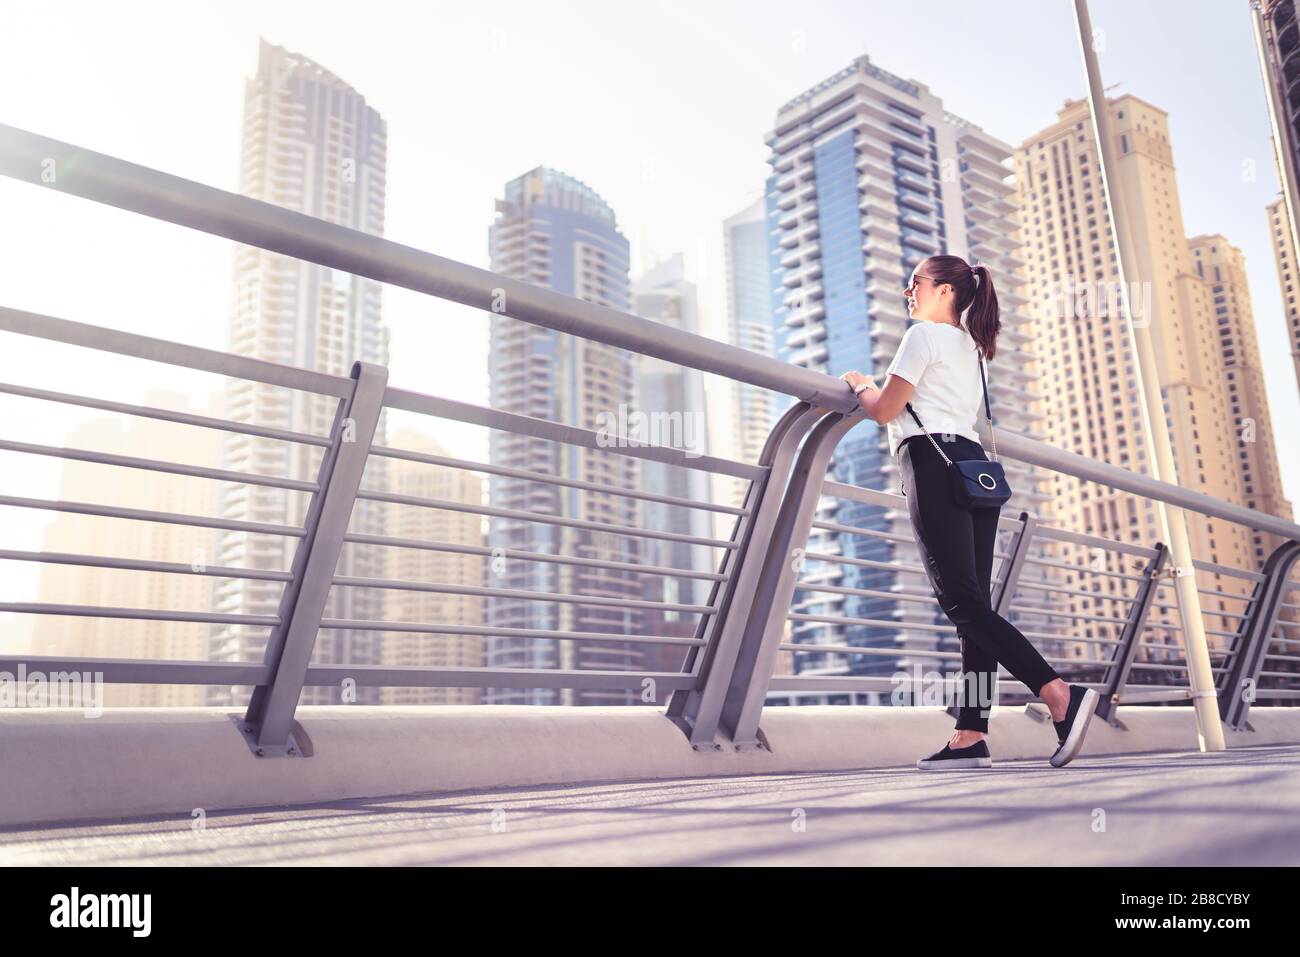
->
[1071, 0, 1226, 751]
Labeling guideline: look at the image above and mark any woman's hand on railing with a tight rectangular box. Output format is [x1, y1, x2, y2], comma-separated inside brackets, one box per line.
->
[839, 370, 874, 390]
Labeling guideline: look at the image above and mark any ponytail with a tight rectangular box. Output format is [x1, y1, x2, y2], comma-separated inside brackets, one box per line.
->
[966, 264, 1000, 361]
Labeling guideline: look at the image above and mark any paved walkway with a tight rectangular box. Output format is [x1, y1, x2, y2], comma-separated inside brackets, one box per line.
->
[2, 745, 1297, 866]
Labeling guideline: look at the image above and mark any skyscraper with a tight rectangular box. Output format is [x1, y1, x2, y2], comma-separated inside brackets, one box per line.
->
[208, 39, 390, 705]
[486, 167, 641, 706]
[630, 254, 716, 677]
[1187, 235, 1293, 562]
[1014, 95, 1264, 657]
[723, 199, 777, 501]
[763, 55, 1046, 698]
[1266, 194, 1300, 389]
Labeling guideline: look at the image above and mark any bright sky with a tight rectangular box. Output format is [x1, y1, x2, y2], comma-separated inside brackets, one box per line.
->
[0, 0, 1294, 645]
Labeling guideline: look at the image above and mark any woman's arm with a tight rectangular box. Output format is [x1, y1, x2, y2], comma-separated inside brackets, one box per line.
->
[840, 371, 916, 425]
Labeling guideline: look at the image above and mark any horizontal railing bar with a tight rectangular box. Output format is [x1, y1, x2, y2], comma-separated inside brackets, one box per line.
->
[0, 655, 270, 685]
[0, 381, 332, 447]
[319, 618, 706, 646]
[370, 444, 751, 515]
[330, 574, 715, 614]
[0, 601, 279, 625]
[767, 675, 1034, 694]
[1130, 661, 1227, 673]
[1019, 553, 1149, 582]
[381, 389, 762, 481]
[1012, 608, 1132, 627]
[341, 531, 724, 581]
[1028, 522, 1161, 559]
[793, 581, 940, 605]
[0, 494, 306, 537]
[0, 548, 293, 582]
[1153, 575, 1246, 592]
[781, 642, 961, 661]
[1136, 641, 1231, 656]
[993, 429, 1300, 542]
[1201, 624, 1242, 639]
[0, 305, 352, 398]
[355, 488, 735, 550]
[1011, 633, 1124, 647]
[1198, 608, 1250, 622]
[1190, 587, 1256, 604]
[1260, 652, 1300, 664]
[802, 550, 928, 577]
[779, 639, 1110, 671]
[788, 611, 952, 634]
[300, 664, 698, 691]
[1185, 558, 1267, 583]
[1010, 579, 1138, 603]
[819, 480, 902, 510]
[808, 520, 916, 546]
[1139, 613, 1236, 638]
[0, 438, 318, 492]
[0, 124, 847, 406]
[1136, 621, 1187, 633]
[786, 610, 1122, 646]
[1141, 625, 1237, 640]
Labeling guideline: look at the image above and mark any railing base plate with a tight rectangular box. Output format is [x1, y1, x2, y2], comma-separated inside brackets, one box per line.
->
[231, 716, 314, 758]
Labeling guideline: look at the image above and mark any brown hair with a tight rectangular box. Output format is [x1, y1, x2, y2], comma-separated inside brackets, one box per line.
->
[920, 255, 1000, 360]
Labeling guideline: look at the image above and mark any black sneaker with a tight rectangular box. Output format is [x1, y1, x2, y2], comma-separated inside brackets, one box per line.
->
[1049, 684, 1099, 768]
[917, 739, 992, 770]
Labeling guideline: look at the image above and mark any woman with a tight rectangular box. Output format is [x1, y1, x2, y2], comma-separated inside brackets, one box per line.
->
[839, 254, 1098, 769]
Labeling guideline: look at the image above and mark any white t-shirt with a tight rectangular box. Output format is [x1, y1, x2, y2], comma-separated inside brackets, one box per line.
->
[883, 320, 985, 457]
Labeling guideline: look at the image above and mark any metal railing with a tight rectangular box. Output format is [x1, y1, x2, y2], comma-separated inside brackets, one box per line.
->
[2, 121, 1298, 759]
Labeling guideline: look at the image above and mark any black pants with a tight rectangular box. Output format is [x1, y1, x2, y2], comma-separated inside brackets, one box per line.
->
[899, 433, 1061, 733]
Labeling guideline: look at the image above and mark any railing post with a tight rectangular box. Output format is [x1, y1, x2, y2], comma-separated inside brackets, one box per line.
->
[946, 510, 1038, 722]
[1220, 539, 1300, 730]
[671, 402, 835, 748]
[1095, 541, 1167, 724]
[722, 411, 862, 749]
[243, 361, 388, 755]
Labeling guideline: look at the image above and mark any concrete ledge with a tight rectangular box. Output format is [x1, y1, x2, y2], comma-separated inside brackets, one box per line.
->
[2, 704, 1298, 828]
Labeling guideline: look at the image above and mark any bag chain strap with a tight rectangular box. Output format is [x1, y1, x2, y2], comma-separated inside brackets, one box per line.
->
[903, 348, 997, 467]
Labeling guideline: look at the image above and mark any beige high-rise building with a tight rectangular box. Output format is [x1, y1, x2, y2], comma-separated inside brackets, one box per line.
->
[486, 167, 643, 706]
[209, 39, 390, 707]
[1265, 195, 1300, 390]
[1188, 234, 1293, 565]
[380, 431, 485, 706]
[1014, 95, 1260, 663]
[32, 393, 221, 707]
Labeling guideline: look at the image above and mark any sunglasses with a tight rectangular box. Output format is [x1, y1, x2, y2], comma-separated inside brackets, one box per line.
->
[904, 274, 945, 295]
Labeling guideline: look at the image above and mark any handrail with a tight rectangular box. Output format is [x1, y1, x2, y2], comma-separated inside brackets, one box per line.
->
[0, 123, 848, 410]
